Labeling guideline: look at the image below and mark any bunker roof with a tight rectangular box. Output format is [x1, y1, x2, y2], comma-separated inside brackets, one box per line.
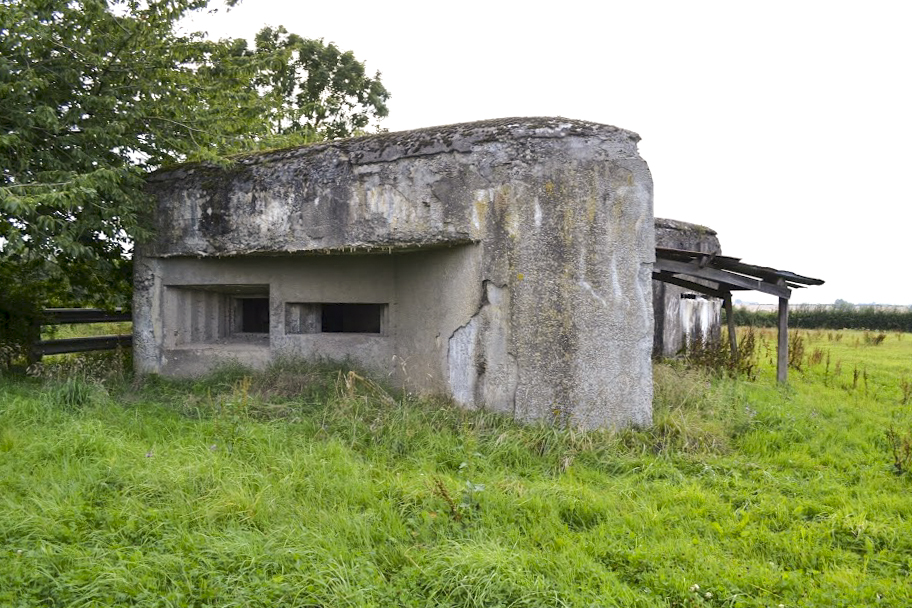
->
[654, 217, 716, 236]
[144, 117, 646, 259]
[149, 117, 641, 182]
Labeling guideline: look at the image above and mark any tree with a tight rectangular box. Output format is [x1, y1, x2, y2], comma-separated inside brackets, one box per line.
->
[246, 26, 390, 141]
[0, 0, 389, 311]
[0, 0, 388, 363]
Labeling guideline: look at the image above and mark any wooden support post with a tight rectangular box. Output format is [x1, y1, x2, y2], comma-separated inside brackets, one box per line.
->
[777, 294, 789, 383]
[723, 293, 737, 360]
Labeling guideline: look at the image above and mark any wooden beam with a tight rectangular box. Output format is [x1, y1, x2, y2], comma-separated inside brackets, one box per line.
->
[42, 308, 131, 325]
[723, 293, 738, 361]
[777, 294, 789, 384]
[653, 258, 792, 299]
[712, 258, 825, 286]
[655, 247, 742, 264]
[33, 335, 132, 356]
[652, 272, 726, 299]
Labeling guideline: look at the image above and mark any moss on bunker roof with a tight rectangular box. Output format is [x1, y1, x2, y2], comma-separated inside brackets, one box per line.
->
[150, 117, 639, 180]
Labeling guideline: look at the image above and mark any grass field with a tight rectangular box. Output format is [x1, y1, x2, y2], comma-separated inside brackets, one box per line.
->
[1, 330, 910, 607]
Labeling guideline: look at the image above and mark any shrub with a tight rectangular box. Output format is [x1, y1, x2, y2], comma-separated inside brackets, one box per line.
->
[0, 280, 44, 371]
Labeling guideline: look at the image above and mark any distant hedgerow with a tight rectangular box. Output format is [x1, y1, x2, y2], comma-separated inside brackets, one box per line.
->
[726, 306, 912, 332]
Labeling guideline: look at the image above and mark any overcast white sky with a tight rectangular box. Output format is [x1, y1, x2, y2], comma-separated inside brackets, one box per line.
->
[188, 0, 911, 305]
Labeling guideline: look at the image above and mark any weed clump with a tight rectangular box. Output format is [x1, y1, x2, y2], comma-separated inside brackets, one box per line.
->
[808, 347, 826, 366]
[864, 331, 888, 346]
[788, 332, 806, 371]
[901, 377, 912, 406]
[885, 425, 912, 475]
[679, 327, 759, 380]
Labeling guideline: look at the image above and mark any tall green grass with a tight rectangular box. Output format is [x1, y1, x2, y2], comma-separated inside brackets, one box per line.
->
[1, 341, 910, 607]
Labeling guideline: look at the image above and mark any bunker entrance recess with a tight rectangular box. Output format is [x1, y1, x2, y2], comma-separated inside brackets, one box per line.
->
[165, 284, 270, 346]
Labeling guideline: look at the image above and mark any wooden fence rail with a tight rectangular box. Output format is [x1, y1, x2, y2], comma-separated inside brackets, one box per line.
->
[32, 308, 132, 359]
[43, 308, 131, 325]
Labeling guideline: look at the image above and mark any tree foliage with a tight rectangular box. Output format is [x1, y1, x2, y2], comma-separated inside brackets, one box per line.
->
[2, 0, 221, 305]
[0, 0, 388, 360]
[247, 25, 391, 141]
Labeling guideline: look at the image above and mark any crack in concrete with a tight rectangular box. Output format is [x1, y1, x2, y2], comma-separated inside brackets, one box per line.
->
[446, 279, 517, 411]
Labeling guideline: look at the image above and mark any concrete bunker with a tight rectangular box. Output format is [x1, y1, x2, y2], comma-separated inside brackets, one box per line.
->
[135, 117, 655, 429]
[652, 218, 722, 357]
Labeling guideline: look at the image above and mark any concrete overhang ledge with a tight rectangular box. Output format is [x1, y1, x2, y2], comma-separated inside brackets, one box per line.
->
[144, 117, 647, 259]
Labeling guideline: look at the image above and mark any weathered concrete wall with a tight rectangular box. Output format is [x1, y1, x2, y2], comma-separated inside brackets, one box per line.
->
[137, 117, 654, 429]
[653, 218, 722, 357]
